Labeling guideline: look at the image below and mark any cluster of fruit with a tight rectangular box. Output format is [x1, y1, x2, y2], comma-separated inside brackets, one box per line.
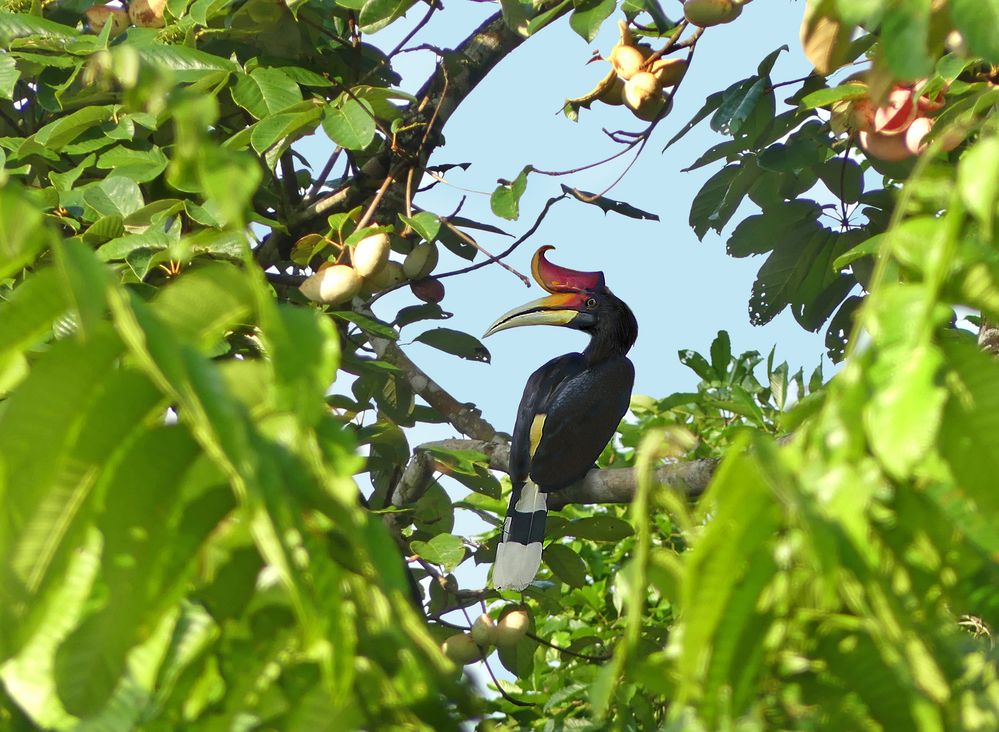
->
[440, 608, 530, 666]
[299, 232, 444, 305]
[833, 81, 960, 162]
[84, 0, 165, 36]
[681, 0, 749, 28]
[581, 21, 686, 121]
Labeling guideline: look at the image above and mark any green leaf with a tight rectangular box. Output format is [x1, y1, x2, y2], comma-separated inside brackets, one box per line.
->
[263, 304, 340, 425]
[136, 45, 238, 80]
[413, 482, 455, 535]
[331, 310, 399, 340]
[560, 185, 660, 221]
[322, 96, 376, 151]
[53, 425, 204, 716]
[399, 211, 441, 242]
[411, 533, 465, 572]
[569, 0, 615, 42]
[689, 163, 760, 240]
[358, 0, 416, 32]
[413, 328, 490, 362]
[249, 107, 322, 156]
[938, 338, 999, 517]
[151, 261, 255, 351]
[818, 157, 864, 204]
[30, 105, 115, 151]
[543, 543, 588, 588]
[199, 147, 262, 225]
[727, 201, 822, 258]
[0, 268, 69, 363]
[552, 516, 634, 542]
[710, 330, 732, 378]
[711, 77, 767, 136]
[678, 348, 713, 381]
[865, 343, 945, 478]
[880, 0, 932, 79]
[0, 52, 19, 100]
[957, 136, 999, 237]
[83, 176, 145, 218]
[801, 81, 869, 109]
[232, 67, 304, 119]
[395, 303, 452, 329]
[0, 185, 53, 278]
[491, 166, 532, 221]
[951, 0, 999, 63]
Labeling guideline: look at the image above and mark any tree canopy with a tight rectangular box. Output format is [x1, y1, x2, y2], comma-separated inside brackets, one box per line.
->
[3, 0, 999, 728]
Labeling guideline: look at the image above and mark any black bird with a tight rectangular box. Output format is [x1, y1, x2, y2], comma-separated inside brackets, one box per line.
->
[483, 246, 638, 590]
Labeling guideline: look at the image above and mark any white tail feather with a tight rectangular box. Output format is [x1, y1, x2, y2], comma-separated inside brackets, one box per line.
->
[493, 483, 547, 590]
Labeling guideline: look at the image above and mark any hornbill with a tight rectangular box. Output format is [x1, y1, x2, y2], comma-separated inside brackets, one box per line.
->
[483, 246, 637, 590]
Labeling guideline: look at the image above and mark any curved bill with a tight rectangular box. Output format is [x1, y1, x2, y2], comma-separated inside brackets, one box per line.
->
[483, 292, 588, 338]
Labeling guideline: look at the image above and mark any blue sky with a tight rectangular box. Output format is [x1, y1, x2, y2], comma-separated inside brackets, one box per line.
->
[304, 1, 827, 437]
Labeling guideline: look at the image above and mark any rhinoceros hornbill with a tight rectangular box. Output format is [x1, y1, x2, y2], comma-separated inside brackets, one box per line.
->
[483, 246, 637, 590]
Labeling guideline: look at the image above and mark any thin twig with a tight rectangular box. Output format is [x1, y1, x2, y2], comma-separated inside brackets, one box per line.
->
[306, 147, 343, 201]
[432, 195, 566, 283]
[525, 631, 611, 662]
[388, 0, 440, 58]
[355, 172, 396, 231]
[441, 220, 530, 286]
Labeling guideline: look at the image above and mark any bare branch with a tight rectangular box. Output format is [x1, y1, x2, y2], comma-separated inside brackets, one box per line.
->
[361, 319, 498, 442]
[980, 318, 999, 357]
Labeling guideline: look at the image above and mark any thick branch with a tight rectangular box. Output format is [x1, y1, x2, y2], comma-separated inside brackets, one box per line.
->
[396, 438, 717, 509]
[363, 323, 497, 441]
[979, 318, 999, 357]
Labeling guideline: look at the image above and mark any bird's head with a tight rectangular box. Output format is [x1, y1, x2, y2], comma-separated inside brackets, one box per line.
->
[483, 246, 637, 356]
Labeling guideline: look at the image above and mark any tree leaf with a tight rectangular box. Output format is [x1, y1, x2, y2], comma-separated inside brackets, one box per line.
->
[322, 96, 376, 151]
[865, 343, 945, 478]
[543, 543, 588, 587]
[711, 77, 767, 136]
[957, 136, 999, 238]
[552, 516, 634, 542]
[232, 67, 304, 120]
[411, 533, 465, 572]
[0, 52, 19, 100]
[818, 157, 864, 204]
[951, 0, 999, 64]
[569, 0, 615, 42]
[491, 166, 532, 221]
[413, 328, 490, 362]
[395, 303, 452, 329]
[560, 185, 660, 221]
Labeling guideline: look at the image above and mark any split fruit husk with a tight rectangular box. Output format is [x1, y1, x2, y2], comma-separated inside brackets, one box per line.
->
[623, 72, 665, 121]
[683, 0, 742, 28]
[84, 5, 129, 36]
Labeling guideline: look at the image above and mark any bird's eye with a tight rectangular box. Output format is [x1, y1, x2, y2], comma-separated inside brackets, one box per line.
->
[585, 297, 598, 309]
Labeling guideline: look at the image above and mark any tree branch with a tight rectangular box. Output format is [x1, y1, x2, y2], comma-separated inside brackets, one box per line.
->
[360, 317, 498, 442]
[395, 438, 717, 509]
[979, 318, 999, 357]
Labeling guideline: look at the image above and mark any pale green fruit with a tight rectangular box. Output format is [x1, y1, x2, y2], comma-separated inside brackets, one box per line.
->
[353, 232, 391, 278]
[441, 633, 482, 665]
[403, 242, 439, 279]
[300, 264, 362, 304]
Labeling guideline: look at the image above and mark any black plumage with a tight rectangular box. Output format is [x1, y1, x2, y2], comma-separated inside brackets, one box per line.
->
[485, 249, 637, 590]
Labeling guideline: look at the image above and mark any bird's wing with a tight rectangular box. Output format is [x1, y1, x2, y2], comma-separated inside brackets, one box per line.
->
[529, 356, 635, 491]
[509, 353, 587, 485]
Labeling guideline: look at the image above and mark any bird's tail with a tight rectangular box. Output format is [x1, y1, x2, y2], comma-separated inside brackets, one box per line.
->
[493, 481, 547, 591]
